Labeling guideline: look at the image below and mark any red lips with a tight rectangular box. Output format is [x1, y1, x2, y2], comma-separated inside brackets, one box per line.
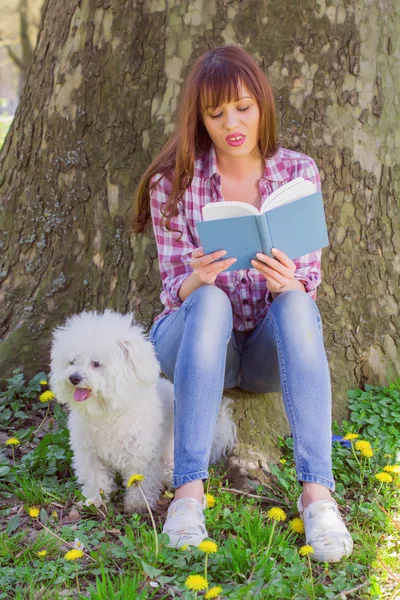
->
[225, 133, 245, 141]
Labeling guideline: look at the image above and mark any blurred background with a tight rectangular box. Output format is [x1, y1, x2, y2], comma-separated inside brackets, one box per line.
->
[0, 0, 42, 146]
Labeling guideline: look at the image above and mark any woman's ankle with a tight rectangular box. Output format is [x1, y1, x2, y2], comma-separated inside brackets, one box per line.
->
[302, 482, 332, 507]
[174, 480, 204, 503]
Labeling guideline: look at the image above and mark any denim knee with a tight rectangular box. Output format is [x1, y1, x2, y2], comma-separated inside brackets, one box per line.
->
[268, 290, 321, 325]
[267, 290, 323, 353]
[185, 285, 233, 329]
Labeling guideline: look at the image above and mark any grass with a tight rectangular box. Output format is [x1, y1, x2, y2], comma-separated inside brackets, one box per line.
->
[0, 370, 399, 599]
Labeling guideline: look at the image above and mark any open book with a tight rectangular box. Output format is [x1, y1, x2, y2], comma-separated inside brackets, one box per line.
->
[195, 177, 329, 271]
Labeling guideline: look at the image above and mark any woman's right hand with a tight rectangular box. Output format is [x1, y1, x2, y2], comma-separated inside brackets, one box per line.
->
[190, 247, 237, 284]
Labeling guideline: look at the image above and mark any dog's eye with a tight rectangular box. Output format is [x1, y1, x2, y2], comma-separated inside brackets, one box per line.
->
[91, 360, 102, 368]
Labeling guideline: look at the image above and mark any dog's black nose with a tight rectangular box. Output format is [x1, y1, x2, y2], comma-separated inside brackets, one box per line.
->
[69, 373, 82, 385]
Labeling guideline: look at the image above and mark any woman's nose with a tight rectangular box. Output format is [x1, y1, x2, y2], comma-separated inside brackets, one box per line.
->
[225, 109, 239, 128]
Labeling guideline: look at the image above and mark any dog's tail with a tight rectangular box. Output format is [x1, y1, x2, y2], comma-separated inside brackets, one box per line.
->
[209, 396, 238, 465]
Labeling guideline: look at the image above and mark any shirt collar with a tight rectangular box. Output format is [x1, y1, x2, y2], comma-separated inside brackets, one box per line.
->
[203, 143, 289, 183]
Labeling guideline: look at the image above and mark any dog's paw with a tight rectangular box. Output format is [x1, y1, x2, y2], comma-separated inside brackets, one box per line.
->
[124, 488, 157, 514]
[123, 497, 148, 515]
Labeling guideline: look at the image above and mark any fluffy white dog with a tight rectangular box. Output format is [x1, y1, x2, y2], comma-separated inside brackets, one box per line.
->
[49, 309, 237, 513]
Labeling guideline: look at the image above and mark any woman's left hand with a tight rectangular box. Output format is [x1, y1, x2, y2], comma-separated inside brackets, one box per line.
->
[251, 248, 296, 294]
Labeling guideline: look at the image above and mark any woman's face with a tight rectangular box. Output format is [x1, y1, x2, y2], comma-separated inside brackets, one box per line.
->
[200, 80, 261, 160]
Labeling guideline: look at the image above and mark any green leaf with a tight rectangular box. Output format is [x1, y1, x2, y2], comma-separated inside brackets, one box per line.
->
[141, 560, 164, 579]
[0, 466, 10, 476]
[110, 546, 128, 558]
[157, 575, 175, 585]
[40, 508, 48, 524]
[120, 535, 136, 551]
[6, 515, 20, 534]
[348, 389, 362, 399]
[366, 415, 380, 425]
[364, 384, 376, 391]
[53, 403, 68, 427]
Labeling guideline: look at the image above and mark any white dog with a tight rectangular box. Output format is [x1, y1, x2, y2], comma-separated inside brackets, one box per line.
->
[49, 309, 237, 513]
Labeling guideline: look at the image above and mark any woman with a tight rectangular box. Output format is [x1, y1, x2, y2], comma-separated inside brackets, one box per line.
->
[131, 46, 353, 562]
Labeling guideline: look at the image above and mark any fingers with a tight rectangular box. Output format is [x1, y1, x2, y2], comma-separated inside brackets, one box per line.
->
[196, 256, 236, 273]
[253, 252, 294, 278]
[192, 247, 205, 258]
[191, 248, 229, 268]
[270, 248, 295, 268]
[213, 257, 237, 273]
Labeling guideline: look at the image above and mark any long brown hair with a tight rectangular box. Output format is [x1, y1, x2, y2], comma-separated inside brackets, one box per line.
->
[129, 45, 279, 235]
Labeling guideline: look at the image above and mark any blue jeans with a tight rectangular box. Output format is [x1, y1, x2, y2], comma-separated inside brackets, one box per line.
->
[148, 285, 335, 492]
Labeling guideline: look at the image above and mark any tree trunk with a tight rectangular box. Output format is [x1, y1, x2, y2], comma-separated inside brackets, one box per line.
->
[0, 0, 398, 471]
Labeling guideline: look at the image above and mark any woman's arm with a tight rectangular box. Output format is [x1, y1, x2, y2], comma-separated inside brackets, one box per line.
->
[149, 174, 196, 308]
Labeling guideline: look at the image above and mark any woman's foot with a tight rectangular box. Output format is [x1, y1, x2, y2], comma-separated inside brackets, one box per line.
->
[302, 482, 333, 507]
[173, 480, 204, 503]
[298, 483, 353, 562]
[163, 480, 208, 548]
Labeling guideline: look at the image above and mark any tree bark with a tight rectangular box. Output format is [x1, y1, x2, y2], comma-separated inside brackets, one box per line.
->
[0, 0, 399, 469]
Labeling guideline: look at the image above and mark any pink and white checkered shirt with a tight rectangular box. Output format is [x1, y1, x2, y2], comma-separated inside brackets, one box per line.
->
[150, 143, 322, 331]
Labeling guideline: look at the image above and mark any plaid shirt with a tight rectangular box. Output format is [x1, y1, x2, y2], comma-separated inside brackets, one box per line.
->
[150, 144, 322, 331]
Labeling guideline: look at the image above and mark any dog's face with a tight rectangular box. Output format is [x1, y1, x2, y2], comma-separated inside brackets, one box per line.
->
[49, 310, 160, 415]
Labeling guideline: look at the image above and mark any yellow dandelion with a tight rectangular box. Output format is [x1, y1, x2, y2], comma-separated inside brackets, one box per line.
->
[279, 458, 287, 464]
[354, 440, 372, 452]
[205, 493, 216, 508]
[267, 507, 287, 522]
[180, 544, 189, 551]
[299, 545, 315, 556]
[198, 540, 218, 554]
[342, 433, 359, 441]
[185, 574, 209, 591]
[205, 586, 223, 599]
[127, 474, 145, 487]
[354, 440, 373, 457]
[39, 379, 48, 385]
[289, 517, 305, 534]
[52, 511, 58, 519]
[375, 472, 393, 483]
[28, 507, 40, 518]
[383, 465, 400, 474]
[64, 549, 83, 561]
[5, 437, 20, 446]
[39, 390, 55, 403]
[37, 550, 47, 557]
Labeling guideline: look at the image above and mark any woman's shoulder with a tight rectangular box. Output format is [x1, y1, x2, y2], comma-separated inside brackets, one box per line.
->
[150, 153, 208, 188]
[150, 169, 174, 191]
[276, 146, 317, 168]
[272, 146, 319, 183]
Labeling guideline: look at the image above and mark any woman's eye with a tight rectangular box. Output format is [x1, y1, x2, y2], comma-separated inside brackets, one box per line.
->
[210, 107, 250, 119]
[91, 361, 102, 368]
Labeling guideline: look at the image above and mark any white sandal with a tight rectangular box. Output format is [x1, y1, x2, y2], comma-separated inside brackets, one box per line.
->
[163, 495, 208, 548]
[297, 493, 353, 562]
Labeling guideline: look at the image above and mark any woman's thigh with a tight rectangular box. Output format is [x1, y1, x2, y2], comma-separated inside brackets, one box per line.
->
[148, 286, 241, 388]
[239, 290, 324, 393]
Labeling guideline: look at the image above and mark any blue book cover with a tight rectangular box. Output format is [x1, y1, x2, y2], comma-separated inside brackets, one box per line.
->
[195, 191, 329, 271]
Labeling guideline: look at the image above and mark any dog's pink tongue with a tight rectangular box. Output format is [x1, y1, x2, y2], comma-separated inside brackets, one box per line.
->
[74, 388, 91, 402]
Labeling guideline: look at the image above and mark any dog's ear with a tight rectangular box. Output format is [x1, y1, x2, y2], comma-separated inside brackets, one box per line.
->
[118, 330, 160, 386]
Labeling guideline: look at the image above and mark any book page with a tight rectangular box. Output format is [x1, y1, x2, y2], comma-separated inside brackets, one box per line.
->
[202, 201, 260, 221]
[260, 178, 304, 212]
[261, 179, 316, 212]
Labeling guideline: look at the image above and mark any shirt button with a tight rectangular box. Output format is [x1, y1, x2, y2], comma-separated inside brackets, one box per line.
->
[246, 317, 252, 322]
[241, 278, 246, 284]
[243, 299, 249, 305]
